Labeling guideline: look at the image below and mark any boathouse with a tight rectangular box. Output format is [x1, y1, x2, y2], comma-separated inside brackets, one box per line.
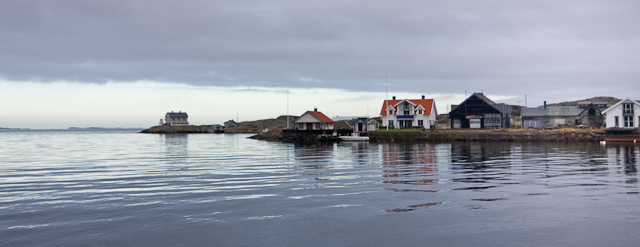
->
[449, 93, 511, 129]
[164, 111, 189, 126]
[350, 118, 368, 134]
[380, 95, 437, 129]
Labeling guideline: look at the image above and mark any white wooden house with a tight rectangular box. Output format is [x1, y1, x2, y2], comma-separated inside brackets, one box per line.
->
[294, 109, 335, 130]
[164, 111, 189, 126]
[602, 98, 640, 129]
[380, 95, 437, 129]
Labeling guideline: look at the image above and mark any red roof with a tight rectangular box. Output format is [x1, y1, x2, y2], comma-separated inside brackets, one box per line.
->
[308, 111, 334, 123]
[380, 99, 435, 115]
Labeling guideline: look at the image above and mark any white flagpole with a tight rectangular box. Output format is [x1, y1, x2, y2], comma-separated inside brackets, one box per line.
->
[386, 72, 389, 131]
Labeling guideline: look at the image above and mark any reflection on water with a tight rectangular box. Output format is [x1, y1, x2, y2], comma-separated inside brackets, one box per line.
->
[2, 131, 640, 247]
[609, 144, 639, 183]
[294, 143, 334, 169]
[382, 143, 438, 186]
[164, 134, 188, 166]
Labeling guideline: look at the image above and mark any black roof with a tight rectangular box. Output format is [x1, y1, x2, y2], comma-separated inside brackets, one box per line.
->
[166, 112, 188, 118]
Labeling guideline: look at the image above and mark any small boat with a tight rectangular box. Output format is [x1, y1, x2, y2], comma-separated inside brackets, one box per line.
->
[339, 133, 370, 141]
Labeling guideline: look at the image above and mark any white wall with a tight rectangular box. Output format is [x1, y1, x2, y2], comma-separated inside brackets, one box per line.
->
[604, 101, 640, 128]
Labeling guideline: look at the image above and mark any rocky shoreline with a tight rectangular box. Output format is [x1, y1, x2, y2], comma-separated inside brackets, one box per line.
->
[141, 123, 608, 144]
[368, 128, 605, 142]
[140, 125, 222, 133]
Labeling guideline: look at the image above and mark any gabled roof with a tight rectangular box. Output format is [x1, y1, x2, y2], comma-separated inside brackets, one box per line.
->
[522, 106, 586, 117]
[166, 112, 188, 118]
[448, 93, 502, 116]
[349, 118, 368, 125]
[309, 111, 334, 123]
[473, 93, 497, 107]
[296, 110, 335, 123]
[380, 98, 435, 115]
[602, 98, 640, 114]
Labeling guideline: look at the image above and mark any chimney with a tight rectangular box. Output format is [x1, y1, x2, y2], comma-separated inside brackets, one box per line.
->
[392, 96, 396, 100]
[544, 101, 547, 109]
[422, 95, 425, 100]
[314, 107, 318, 112]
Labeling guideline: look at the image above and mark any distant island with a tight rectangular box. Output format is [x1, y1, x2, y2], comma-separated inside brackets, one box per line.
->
[68, 127, 144, 130]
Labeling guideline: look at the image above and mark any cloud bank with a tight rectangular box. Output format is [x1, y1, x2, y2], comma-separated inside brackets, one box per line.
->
[2, 0, 640, 98]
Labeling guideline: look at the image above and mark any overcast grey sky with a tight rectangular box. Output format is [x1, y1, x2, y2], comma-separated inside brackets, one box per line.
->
[2, 1, 640, 128]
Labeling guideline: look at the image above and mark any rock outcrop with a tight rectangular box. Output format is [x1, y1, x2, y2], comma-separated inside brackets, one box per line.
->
[140, 125, 220, 133]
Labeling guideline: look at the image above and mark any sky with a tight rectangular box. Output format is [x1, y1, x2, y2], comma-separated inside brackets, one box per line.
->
[2, 1, 640, 129]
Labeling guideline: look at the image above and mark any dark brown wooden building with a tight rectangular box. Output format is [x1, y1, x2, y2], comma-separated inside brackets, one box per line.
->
[449, 93, 511, 129]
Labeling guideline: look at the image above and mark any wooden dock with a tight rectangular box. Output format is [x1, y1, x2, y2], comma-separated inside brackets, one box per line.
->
[604, 128, 640, 142]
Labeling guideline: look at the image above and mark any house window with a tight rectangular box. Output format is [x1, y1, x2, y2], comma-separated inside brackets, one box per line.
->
[615, 116, 619, 127]
[388, 120, 394, 127]
[388, 110, 393, 115]
[418, 109, 423, 114]
[624, 116, 634, 128]
[624, 103, 634, 114]
[404, 110, 410, 115]
[418, 120, 424, 126]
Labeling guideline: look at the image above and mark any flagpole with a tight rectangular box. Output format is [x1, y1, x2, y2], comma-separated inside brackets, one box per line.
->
[287, 88, 290, 129]
[386, 72, 389, 131]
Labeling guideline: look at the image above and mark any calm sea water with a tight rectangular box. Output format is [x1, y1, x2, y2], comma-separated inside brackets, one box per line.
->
[1, 130, 640, 247]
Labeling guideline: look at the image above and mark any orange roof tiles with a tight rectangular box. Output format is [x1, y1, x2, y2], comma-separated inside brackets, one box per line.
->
[380, 99, 434, 115]
[308, 111, 334, 123]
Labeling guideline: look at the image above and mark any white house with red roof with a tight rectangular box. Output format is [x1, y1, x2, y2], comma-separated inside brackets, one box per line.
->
[294, 108, 335, 130]
[380, 95, 437, 129]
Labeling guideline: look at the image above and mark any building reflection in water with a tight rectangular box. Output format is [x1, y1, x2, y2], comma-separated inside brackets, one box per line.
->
[608, 144, 639, 182]
[449, 142, 513, 188]
[337, 141, 372, 166]
[164, 134, 189, 166]
[292, 143, 337, 189]
[381, 143, 450, 212]
[293, 143, 335, 170]
[381, 143, 440, 188]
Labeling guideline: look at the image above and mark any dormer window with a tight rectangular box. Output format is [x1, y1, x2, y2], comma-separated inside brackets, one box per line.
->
[388, 110, 393, 115]
[624, 103, 634, 115]
[418, 109, 423, 114]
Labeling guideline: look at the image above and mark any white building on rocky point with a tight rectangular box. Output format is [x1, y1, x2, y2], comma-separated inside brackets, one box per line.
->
[164, 111, 189, 126]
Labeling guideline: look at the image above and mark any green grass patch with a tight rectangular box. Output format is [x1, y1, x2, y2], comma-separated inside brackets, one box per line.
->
[372, 128, 426, 133]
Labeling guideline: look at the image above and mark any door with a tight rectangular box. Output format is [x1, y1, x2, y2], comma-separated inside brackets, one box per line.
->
[453, 119, 461, 129]
[307, 123, 313, 130]
[470, 119, 481, 129]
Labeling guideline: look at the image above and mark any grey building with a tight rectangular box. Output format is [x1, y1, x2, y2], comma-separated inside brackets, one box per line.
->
[522, 102, 606, 129]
